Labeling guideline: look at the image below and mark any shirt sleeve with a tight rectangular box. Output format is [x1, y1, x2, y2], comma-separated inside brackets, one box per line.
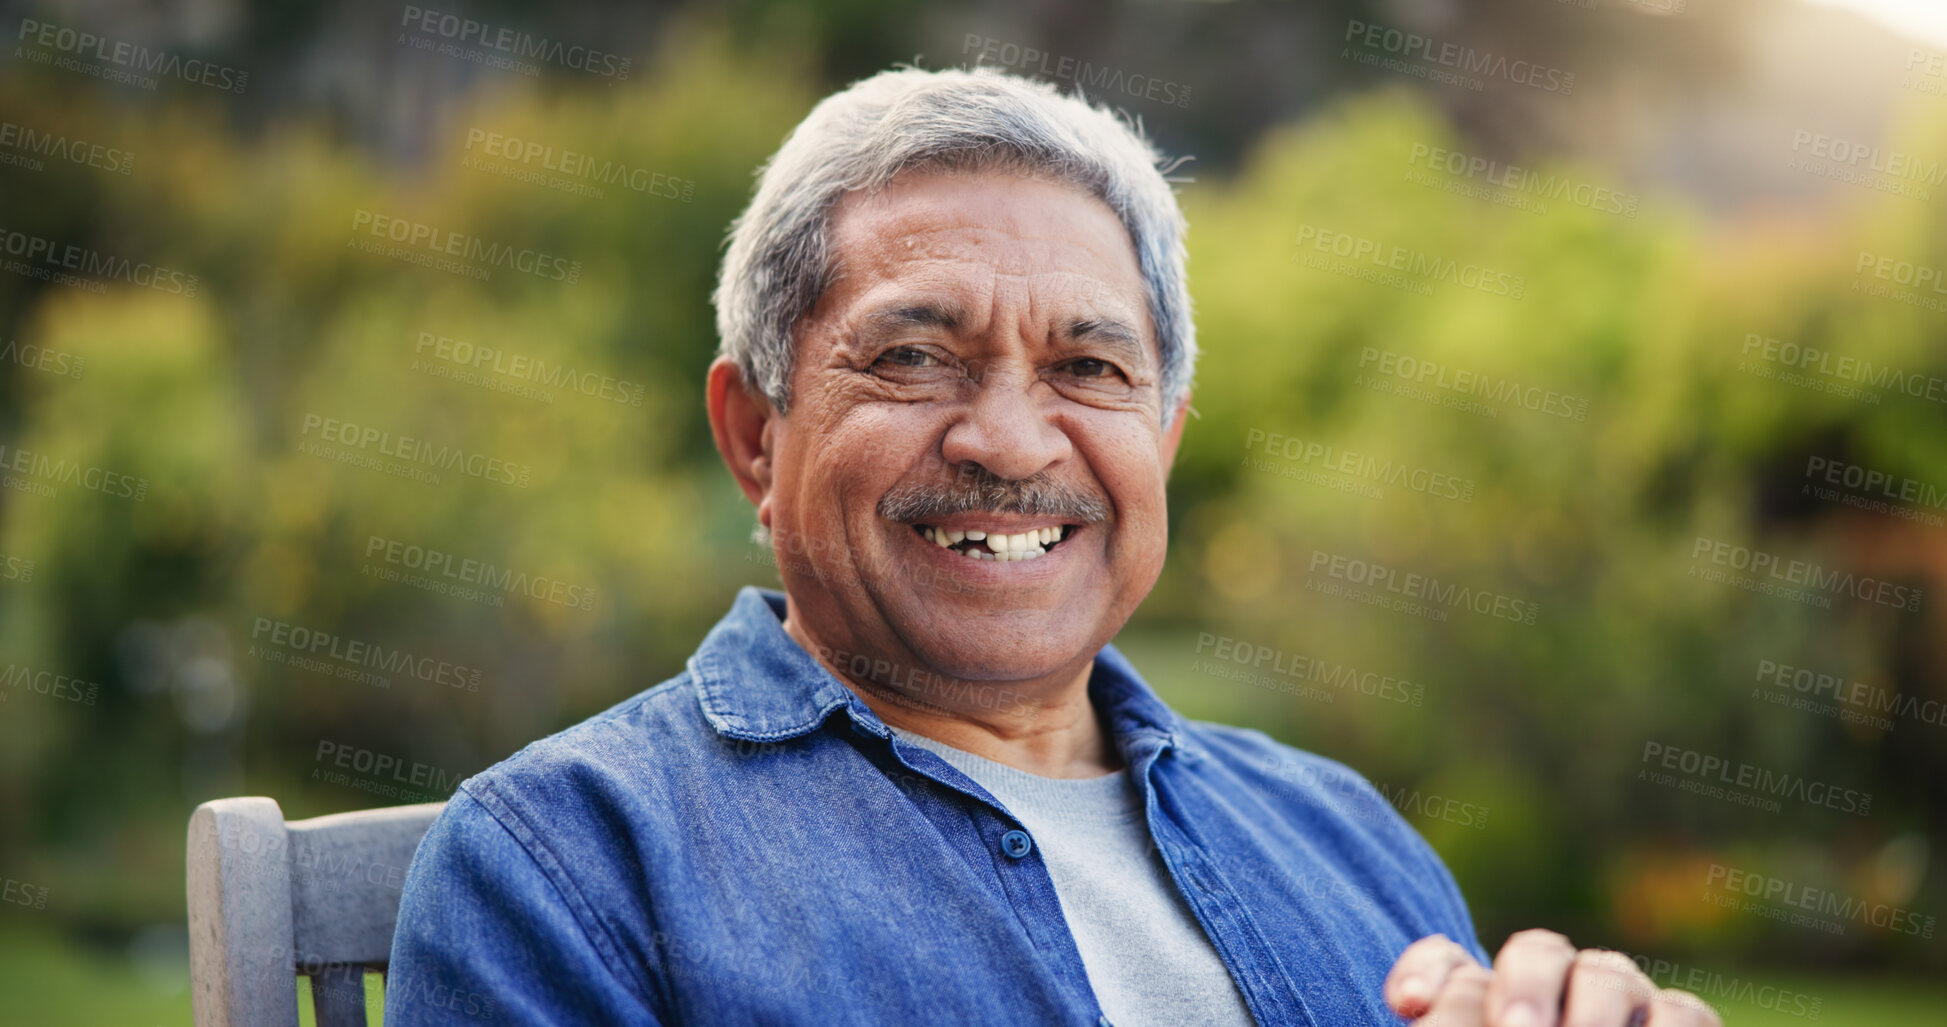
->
[385, 787, 661, 1026]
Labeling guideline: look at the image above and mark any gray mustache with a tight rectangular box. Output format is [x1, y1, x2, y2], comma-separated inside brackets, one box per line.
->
[879, 468, 1110, 524]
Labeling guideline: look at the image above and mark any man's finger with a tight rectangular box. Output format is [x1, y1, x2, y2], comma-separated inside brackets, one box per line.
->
[1418, 963, 1494, 1027]
[1644, 988, 1723, 1027]
[1386, 934, 1481, 1018]
[1561, 950, 1654, 1027]
[1486, 928, 1577, 1027]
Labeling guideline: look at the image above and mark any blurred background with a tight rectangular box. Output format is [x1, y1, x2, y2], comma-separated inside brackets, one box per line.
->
[2, 0, 1943, 1022]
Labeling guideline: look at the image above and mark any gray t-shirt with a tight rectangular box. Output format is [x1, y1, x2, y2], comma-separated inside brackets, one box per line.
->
[890, 726, 1257, 1027]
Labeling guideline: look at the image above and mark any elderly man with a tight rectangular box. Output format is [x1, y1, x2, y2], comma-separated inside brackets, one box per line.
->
[388, 68, 1718, 1027]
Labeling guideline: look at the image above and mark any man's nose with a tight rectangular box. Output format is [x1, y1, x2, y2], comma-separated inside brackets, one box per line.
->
[939, 365, 1073, 481]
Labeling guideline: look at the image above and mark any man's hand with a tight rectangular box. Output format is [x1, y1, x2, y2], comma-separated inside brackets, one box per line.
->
[1384, 930, 1723, 1026]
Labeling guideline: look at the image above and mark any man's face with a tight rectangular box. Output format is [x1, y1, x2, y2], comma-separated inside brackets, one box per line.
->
[763, 168, 1187, 685]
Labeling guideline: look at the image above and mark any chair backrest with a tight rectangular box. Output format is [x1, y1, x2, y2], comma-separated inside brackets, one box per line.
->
[186, 796, 446, 1027]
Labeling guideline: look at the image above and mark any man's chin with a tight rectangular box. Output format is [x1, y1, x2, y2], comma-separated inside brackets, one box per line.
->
[884, 611, 1094, 689]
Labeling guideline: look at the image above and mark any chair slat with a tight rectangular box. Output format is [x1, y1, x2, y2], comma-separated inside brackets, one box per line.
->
[310, 962, 371, 1027]
[189, 797, 445, 1027]
[288, 802, 446, 968]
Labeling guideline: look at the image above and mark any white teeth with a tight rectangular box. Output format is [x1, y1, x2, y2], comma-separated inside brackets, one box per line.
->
[918, 524, 1069, 561]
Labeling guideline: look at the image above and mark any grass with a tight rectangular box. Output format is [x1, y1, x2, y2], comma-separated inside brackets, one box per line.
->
[0, 920, 381, 1026]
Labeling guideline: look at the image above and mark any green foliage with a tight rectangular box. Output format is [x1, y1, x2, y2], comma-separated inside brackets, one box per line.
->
[0, 20, 1940, 1007]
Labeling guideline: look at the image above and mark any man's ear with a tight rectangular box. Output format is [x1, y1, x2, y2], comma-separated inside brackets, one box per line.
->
[1158, 392, 1193, 476]
[706, 356, 778, 527]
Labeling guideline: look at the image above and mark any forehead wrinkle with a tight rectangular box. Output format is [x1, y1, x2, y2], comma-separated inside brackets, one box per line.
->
[848, 276, 1147, 356]
[898, 227, 1130, 282]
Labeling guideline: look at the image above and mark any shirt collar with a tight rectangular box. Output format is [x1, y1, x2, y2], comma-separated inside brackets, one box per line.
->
[689, 586, 1189, 754]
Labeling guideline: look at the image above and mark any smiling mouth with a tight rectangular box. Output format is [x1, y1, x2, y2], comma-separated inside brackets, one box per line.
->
[911, 523, 1076, 562]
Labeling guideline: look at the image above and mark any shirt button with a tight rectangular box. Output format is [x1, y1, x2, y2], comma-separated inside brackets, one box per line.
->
[1000, 829, 1033, 858]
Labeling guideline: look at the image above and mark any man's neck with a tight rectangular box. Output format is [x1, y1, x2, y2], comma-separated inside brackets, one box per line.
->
[782, 615, 1123, 780]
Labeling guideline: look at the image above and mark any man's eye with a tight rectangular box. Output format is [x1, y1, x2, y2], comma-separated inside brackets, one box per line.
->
[1066, 358, 1121, 379]
[878, 347, 939, 368]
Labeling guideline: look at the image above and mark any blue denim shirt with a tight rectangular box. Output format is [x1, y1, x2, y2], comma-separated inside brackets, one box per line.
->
[387, 587, 1486, 1025]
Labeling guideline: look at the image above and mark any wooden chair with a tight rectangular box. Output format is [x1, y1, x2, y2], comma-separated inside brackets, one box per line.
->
[186, 797, 446, 1027]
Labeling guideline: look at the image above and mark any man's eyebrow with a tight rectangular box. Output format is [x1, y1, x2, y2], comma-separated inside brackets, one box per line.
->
[1065, 318, 1149, 364]
[857, 303, 965, 341]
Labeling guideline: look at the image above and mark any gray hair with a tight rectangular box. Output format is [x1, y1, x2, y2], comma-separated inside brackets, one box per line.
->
[713, 65, 1196, 424]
